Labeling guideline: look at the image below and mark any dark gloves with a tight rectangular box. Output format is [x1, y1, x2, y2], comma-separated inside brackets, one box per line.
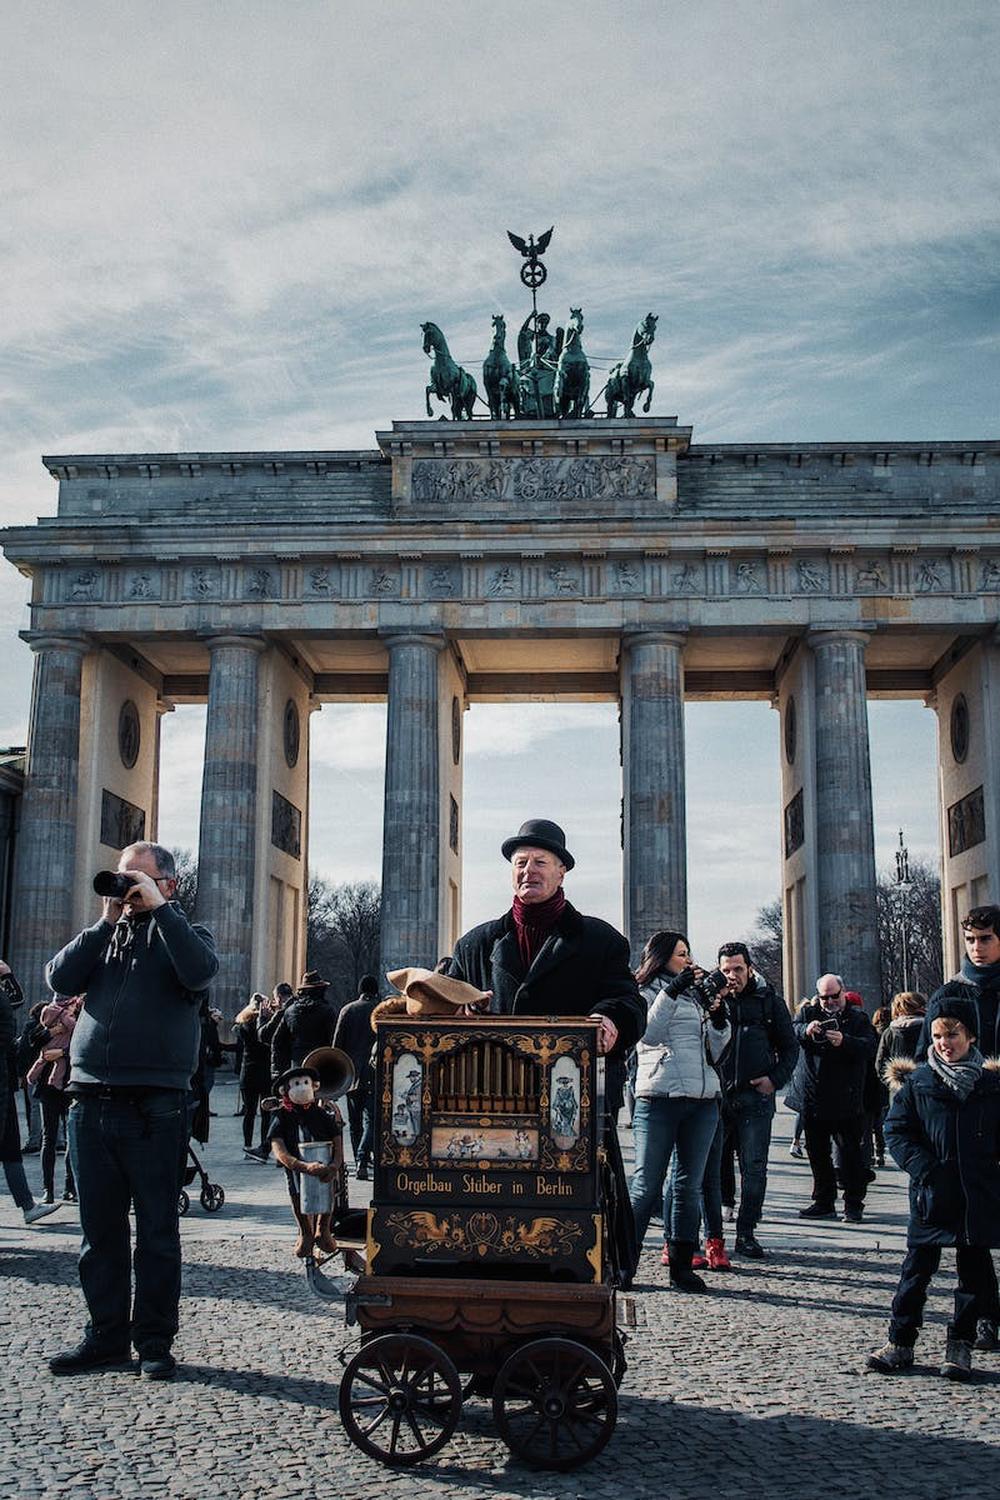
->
[665, 968, 697, 997]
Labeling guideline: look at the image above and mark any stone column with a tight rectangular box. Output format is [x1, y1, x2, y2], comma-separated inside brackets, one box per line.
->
[621, 631, 688, 957]
[195, 634, 266, 1012]
[10, 633, 89, 1004]
[380, 633, 445, 975]
[809, 628, 881, 1007]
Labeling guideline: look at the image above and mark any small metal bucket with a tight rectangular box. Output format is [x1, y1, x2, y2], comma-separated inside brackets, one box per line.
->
[299, 1140, 333, 1213]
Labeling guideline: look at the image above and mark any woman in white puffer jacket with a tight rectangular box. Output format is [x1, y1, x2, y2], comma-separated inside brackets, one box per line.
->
[628, 930, 731, 1291]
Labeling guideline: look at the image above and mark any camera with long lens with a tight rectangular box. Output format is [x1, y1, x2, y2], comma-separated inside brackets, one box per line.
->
[93, 871, 132, 900]
[689, 967, 729, 1011]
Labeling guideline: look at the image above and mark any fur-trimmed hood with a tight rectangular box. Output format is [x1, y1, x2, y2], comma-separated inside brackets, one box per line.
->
[886, 1054, 1000, 1092]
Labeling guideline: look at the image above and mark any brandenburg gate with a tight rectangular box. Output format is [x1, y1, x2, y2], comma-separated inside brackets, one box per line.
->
[3, 416, 1000, 1015]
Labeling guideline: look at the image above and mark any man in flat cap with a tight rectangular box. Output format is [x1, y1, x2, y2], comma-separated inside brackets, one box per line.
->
[448, 818, 645, 1284]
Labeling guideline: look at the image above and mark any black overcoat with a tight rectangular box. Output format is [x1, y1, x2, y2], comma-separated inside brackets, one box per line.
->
[884, 1059, 1000, 1247]
[791, 999, 876, 1122]
[448, 902, 645, 1114]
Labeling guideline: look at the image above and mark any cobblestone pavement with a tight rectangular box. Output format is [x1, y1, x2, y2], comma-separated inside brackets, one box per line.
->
[3, 1078, 999, 1499]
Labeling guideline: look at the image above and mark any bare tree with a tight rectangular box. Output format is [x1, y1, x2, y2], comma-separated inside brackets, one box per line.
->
[742, 898, 783, 993]
[307, 876, 382, 1007]
[168, 847, 198, 920]
[748, 858, 944, 1010]
[875, 856, 944, 1005]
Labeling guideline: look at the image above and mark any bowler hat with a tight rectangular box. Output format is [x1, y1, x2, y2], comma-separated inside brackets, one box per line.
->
[501, 818, 574, 871]
[275, 1065, 321, 1093]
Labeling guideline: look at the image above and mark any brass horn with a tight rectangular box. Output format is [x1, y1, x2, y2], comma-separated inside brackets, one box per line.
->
[301, 1046, 355, 1101]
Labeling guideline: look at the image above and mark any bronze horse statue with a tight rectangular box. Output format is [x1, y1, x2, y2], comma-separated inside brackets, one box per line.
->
[553, 307, 590, 419]
[605, 313, 657, 418]
[482, 314, 519, 420]
[422, 322, 477, 420]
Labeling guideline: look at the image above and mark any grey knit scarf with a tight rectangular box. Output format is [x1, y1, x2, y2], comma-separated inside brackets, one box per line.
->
[927, 1043, 985, 1101]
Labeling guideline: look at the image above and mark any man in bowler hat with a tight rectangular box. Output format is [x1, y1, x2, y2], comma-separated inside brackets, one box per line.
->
[448, 818, 645, 1284]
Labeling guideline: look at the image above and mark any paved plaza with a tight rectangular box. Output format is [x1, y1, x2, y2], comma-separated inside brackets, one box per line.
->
[3, 1079, 998, 1500]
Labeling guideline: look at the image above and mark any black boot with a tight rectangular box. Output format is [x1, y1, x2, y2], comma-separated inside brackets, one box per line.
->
[668, 1241, 707, 1293]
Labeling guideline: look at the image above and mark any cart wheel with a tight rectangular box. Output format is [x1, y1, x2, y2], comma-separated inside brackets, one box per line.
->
[201, 1183, 225, 1212]
[177, 1189, 190, 1215]
[492, 1337, 617, 1471]
[339, 1333, 462, 1466]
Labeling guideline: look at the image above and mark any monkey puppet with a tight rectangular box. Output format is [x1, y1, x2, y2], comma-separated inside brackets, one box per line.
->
[267, 1066, 344, 1258]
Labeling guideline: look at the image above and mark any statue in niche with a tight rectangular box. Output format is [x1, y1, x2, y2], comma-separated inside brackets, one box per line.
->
[674, 563, 699, 593]
[247, 568, 272, 598]
[430, 567, 455, 595]
[128, 573, 153, 599]
[615, 561, 639, 591]
[308, 566, 332, 594]
[981, 559, 1000, 591]
[371, 569, 396, 595]
[916, 560, 943, 592]
[547, 563, 579, 595]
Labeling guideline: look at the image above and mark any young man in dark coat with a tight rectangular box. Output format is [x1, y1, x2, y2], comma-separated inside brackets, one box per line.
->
[715, 942, 797, 1259]
[868, 997, 1000, 1380]
[447, 818, 646, 1286]
[332, 974, 380, 1178]
[919, 904, 1000, 1062]
[792, 973, 877, 1224]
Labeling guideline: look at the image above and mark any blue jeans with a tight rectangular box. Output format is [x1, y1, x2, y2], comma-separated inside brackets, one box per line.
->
[68, 1091, 188, 1353]
[721, 1088, 776, 1238]
[663, 1108, 725, 1243]
[629, 1096, 720, 1245]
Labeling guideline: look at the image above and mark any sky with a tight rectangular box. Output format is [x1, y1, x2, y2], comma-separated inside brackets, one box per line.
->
[2, 1, 998, 965]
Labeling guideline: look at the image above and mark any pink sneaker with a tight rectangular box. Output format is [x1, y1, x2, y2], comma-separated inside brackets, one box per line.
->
[660, 1243, 670, 1266]
[691, 1246, 708, 1269]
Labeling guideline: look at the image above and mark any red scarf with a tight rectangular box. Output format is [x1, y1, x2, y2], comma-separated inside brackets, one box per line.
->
[512, 890, 566, 971]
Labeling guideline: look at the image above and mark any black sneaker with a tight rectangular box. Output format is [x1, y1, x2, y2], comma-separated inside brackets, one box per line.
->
[843, 1206, 864, 1224]
[138, 1346, 177, 1380]
[733, 1235, 766, 1259]
[799, 1202, 838, 1219]
[49, 1340, 132, 1375]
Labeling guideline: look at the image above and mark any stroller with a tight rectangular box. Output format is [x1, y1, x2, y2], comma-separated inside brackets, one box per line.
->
[178, 1142, 225, 1215]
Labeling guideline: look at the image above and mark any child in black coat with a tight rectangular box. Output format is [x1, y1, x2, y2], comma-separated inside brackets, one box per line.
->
[867, 997, 1000, 1380]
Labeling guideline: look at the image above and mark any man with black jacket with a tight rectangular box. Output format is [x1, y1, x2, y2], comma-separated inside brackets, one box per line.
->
[448, 818, 646, 1285]
[716, 942, 797, 1259]
[44, 842, 218, 1379]
[268, 971, 337, 1081]
[333, 974, 380, 1178]
[792, 973, 877, 1223]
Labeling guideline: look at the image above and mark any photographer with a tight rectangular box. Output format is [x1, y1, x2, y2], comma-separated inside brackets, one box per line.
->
[44, 842, 218, 1380]
[792, 973, 877, 1223]
[628, 930, 731, 1292]
[716, 942, 797, 1259]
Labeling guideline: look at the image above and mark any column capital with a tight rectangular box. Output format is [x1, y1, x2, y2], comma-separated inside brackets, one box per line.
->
[380, 630, 447, 653]
[621, 627, 689, 653]
[806, 625, 876, 651]
[199, 631, 268, 654]
[18, 629, 91, 656]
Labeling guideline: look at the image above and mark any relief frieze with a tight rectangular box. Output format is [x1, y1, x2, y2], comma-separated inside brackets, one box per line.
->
[410, 454, 654, 505]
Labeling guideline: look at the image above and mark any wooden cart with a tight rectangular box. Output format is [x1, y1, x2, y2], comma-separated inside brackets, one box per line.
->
[322, 1015, 630, 1471]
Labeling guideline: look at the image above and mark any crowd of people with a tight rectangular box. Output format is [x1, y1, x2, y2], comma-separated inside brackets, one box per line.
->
[2, 825, 1000, 1388]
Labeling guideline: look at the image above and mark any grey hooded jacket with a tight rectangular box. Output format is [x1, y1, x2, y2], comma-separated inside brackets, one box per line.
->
[634, 979, 731, 1100]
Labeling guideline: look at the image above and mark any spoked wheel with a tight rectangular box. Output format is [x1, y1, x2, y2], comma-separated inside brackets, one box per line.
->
[177, 1189, 190, 1215]
[492, 1336, 617, 1471]
[338, 1333, 462, 1465]
[201, 1183, 225, 1212]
